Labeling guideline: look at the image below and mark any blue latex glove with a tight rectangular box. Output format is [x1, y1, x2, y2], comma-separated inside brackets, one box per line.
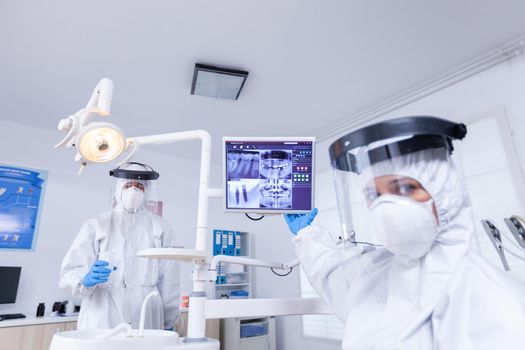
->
[283, 208, 318, 235]
[82, 260, 112, 287]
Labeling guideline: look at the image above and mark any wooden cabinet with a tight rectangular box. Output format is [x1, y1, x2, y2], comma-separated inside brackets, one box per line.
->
[64, 321, 77, 331]
[0, 321, 76, 350]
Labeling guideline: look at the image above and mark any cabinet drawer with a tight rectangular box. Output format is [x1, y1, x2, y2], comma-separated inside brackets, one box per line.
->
[0, 322, 66, 350]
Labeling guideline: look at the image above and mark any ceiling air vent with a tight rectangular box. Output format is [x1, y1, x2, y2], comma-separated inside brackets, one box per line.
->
[191, 63, 249, 100]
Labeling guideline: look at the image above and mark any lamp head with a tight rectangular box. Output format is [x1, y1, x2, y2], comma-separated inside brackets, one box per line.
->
[76, 122, 126, 163]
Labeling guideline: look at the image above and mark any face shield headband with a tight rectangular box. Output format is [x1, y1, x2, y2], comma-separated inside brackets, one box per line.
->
[329, 116, 467, 174]
[109, 162, 160, 180]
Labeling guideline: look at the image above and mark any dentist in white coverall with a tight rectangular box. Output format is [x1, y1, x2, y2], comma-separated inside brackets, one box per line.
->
[60, 162, 180, 330]
[285, 116, 525, 349]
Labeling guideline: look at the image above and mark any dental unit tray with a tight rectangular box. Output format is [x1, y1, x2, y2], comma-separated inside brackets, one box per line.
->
[138, 248, 210, 263]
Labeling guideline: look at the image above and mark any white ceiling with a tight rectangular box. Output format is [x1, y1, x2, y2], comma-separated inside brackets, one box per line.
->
[1, 0, 525, 163]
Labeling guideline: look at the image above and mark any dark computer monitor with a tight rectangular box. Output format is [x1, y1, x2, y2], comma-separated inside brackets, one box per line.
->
[0, 266, 21, 304]
[223, 137, 315, 214]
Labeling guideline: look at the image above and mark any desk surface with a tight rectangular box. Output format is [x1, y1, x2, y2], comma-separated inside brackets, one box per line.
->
[0, 315, 78, 328]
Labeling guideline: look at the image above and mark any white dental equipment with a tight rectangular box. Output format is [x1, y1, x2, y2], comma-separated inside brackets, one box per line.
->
[481, 216, 525, 271]
[481, 219, 511, 271]
[504, 216, 525, 248]
[54, 78, 332, 347]
[49, 291, 212, 350]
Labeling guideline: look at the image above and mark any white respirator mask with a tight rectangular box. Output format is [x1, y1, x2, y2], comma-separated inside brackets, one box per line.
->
[369, 194, 439, 260]
[121, 187, 145, 212]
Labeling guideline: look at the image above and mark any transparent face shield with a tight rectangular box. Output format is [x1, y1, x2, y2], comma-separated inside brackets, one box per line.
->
[332, 135, 453, 257]
[110, 163, 161, 216]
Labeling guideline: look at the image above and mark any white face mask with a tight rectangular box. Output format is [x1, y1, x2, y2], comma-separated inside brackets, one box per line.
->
[121, 187, 145, 212]
[369, 194, 438, 260]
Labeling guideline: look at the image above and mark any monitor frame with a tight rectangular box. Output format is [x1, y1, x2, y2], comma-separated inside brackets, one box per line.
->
[223, 136, 316, 214]
[0, 266, 22, 304]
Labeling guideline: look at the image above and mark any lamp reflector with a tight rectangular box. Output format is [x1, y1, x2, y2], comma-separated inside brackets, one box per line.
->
[77, 122, 126, 163]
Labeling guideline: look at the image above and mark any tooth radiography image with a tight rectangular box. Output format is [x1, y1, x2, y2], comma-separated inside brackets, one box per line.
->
[227, 179, 260, 208]
[259, 178, 292, 208]
[259, 150, 292, 179]
[259, 150, 293, 208]
[227, 150, 260, 179]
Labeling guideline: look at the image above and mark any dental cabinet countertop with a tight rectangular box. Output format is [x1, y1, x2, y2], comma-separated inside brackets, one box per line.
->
[0, 315, 78, 328]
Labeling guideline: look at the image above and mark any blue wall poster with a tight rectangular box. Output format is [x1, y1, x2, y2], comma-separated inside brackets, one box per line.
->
[0, 164, 47, 250]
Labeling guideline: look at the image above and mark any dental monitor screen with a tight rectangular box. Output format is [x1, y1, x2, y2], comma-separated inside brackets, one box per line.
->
[224, 137, 315, 213]
[0, 266, 21, 304]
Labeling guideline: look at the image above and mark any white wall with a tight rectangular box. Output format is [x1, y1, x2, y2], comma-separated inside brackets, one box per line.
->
[316, 55, 525, 172]
[0, 120, 231, 317]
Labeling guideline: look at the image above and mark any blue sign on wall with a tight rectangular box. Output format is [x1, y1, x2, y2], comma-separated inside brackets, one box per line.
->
[0, 165, 47, 250]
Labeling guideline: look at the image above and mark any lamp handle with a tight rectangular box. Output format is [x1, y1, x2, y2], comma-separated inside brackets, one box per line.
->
[54, 107, 107, 149]
[54, 115, 78, 148]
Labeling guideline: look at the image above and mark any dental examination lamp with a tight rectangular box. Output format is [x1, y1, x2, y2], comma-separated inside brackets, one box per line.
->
[55, 78, 332, 345]
[55, 78, 127, 173]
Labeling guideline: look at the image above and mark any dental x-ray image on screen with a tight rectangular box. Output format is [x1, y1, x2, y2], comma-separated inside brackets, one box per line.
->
[227, 179, 260, 208]
[223, 137, 315, 213]
[227, 150, 260, 179]
[259, 150, 292, 209]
